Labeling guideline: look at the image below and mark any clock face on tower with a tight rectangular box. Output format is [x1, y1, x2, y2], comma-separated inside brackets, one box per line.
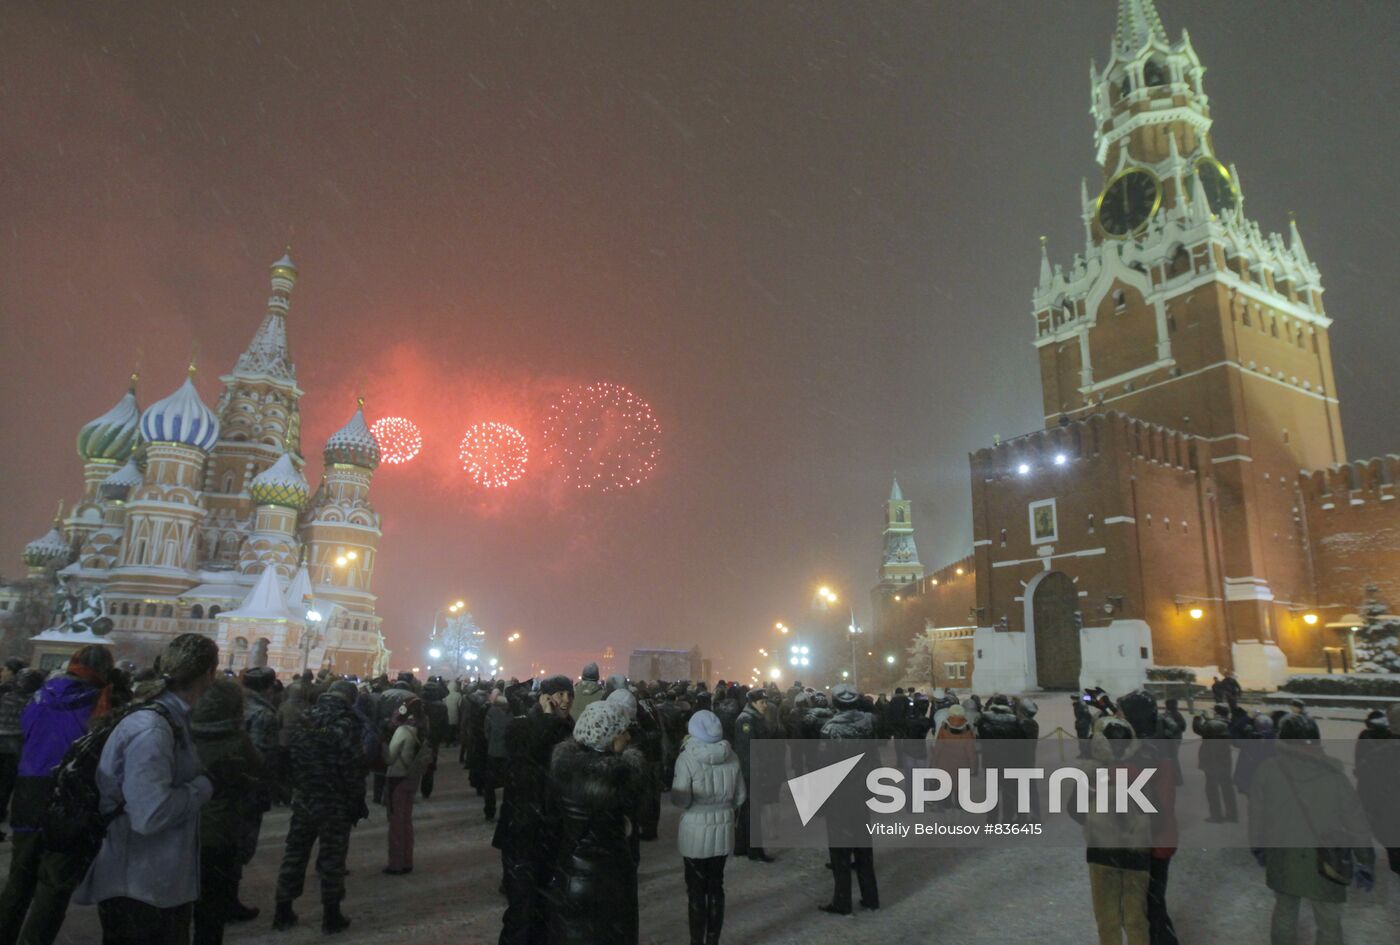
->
[1193, 157, 1238, 215]
[1096, 167, 1161, 238]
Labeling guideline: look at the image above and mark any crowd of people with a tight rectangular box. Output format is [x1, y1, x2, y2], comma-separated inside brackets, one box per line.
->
[0, 648, 1395, 945]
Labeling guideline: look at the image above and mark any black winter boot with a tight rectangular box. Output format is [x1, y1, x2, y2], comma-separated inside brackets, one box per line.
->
[687, 890, 706, 945]
[271, 901, 298, 931]
[322, 900, 351, 935]
[705, 892, 725, 945]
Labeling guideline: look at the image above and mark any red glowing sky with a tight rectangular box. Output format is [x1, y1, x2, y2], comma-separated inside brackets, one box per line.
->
[3, 3, 1399, 679]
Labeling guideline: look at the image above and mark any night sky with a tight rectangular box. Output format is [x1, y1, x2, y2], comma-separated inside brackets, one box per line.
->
[3, 2, 1397, 679]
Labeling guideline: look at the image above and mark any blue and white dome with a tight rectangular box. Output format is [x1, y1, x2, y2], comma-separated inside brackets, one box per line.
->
[77, 382, 141, 462]
[323, 402, 380, 469]
[140, 375, 220, 452]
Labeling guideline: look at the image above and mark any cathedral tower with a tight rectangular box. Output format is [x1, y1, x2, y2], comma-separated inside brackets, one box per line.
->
[68, 375, 141, 550]
[203, 253, 305, 568]
[108, 367, 219, 611]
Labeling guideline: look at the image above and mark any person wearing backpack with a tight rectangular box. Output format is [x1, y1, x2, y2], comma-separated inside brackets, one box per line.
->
[232, 666, 280, 923]
[0, 645, 117, 945]
[73, 634, 236, 945]
[272, 679, 368, 935]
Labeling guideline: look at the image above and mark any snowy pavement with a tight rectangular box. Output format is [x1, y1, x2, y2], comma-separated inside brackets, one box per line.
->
[12, 700, 1400, 944]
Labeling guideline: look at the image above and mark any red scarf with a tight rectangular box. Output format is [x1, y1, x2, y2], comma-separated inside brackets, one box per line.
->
[66, 663, 113, 720]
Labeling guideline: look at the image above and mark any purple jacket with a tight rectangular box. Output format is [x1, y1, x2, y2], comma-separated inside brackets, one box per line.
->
[10, 676, 101, 832]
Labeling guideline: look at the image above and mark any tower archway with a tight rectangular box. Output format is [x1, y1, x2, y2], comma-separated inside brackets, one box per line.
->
[1029, 571, 1081, 690]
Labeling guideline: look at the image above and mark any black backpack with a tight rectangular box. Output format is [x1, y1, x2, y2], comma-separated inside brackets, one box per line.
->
[42, 701, 178, 863]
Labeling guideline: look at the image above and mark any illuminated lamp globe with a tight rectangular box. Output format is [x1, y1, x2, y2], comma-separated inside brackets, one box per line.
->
[1188, 607, 1205, 620]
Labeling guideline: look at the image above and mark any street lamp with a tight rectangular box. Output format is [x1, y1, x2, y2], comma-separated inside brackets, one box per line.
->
[428, 647, 442, 660]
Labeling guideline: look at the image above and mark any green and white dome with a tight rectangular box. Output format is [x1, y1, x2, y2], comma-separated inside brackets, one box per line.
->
[77, 381, 141, 463]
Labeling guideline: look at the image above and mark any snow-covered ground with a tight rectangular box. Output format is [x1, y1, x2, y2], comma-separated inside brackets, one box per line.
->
[12, 698, 1399, 943]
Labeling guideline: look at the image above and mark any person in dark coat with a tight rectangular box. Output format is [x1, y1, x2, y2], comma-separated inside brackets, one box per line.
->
[483, 688, 511, 821]
[1355, 707, 1399, 876]
[420, 680, 449, 799]
[1193, 704, 1237, 822]
[234, 667, 279, 922]
[0, 668, 41, 842]
[544, 701, 644, 945]
[976, 697, 1023, 823]
[1118, 689, 1180, 945]
[498, 676, 573, 945]
[192, 679, 264, 945]
[817, 684, 878, 916]
[0, 645, 116, 945]
[732, 689, 771, 862]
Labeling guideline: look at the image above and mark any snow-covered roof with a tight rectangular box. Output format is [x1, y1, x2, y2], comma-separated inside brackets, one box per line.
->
[181, 581, 253, 603]
[23, 526, 69, 567]
[284, 564, 313, 611]
[223, 565, 297, 622]
[30, 626, 114, 646]
[324, 403, 380, 469]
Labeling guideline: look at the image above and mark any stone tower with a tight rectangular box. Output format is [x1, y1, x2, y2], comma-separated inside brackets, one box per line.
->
[878, 477, 924, 588]
[1030, 0, 1338, 681]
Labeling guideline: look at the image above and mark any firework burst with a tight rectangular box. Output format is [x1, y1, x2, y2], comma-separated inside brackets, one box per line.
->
[459, 422, 529, 488]
[370, 416, 423, 465]
[542, 382, 661, 491]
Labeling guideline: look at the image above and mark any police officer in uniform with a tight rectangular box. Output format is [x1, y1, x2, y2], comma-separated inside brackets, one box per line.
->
[272, 679, 368, 935]
[733, 688, 773, 862]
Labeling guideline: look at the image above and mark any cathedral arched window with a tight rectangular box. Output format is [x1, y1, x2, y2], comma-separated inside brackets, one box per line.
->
[1270, 319, 1278, 338]
[1143, 60, 1167, 87]
[145, 604, 157, 617]
[1087, 514, 1096, 533]
[222, 472, 236, 493]
[160, 604, 174, 618]
[999, 528, 1008, 547]
[1242, 309, 1251, 327]
[895, 509, 905, 523]
[1167, 314, 1177, 334]
[208, 606, 222, 620]
[1120, 75, 1132, 98]
[1112, 289, 1127, 313]
[191, 605, 204, 620]
[119, 603, 130, 616]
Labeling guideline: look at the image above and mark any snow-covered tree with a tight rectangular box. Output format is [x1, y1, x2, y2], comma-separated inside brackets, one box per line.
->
[898, 631, 935, 691]
[1354, 584, 1400, 674]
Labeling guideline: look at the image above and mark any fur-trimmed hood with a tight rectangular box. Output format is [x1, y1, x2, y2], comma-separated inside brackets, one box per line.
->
[820, 708, 874, 740]
[550, 737, 645, 809]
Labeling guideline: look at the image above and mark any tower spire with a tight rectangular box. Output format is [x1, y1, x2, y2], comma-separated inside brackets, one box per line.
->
[1115, 0, 1169, 55]
[1038, 236, 1053, 292]
[231, 252, 299, 383]
[1288, 212, 1312, 268]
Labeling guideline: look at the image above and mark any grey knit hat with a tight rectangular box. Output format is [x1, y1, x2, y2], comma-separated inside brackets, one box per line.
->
[573, 701, 629, 751]
[606, 688, 637, 720]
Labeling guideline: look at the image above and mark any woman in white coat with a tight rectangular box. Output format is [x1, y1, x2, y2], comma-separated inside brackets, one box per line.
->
[671, 709, 747, 945]
[384, 697, 432, 875]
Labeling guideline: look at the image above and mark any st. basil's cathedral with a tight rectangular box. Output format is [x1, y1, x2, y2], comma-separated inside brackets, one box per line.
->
[5, 254, 391, 676]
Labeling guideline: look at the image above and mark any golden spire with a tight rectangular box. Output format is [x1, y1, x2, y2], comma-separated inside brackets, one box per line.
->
[188, 341, 200, 379]
[128, 371, 140, 393]
[53, 500, 65, 527]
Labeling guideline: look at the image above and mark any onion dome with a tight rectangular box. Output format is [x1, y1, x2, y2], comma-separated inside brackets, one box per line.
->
[249, 453, 310, 509]
[323, 400, 380, 469]
[139, 369, 220, 452]
[99, 459, 144, 502]
[23, 507, 70, 569]
[77, 377, 142, 462]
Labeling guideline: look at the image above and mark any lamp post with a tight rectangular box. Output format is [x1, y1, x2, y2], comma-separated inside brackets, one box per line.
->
[302, 606, 325, 673]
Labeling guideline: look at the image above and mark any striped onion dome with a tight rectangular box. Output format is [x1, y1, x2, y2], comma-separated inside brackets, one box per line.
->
[77, 383, 141, 462]
[22, 525, 70, 568]
[99, 458, 144, 502]
[249, 453, 310, 510]
[323, 402, 380, 469]
[139, 374, 220, 452]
